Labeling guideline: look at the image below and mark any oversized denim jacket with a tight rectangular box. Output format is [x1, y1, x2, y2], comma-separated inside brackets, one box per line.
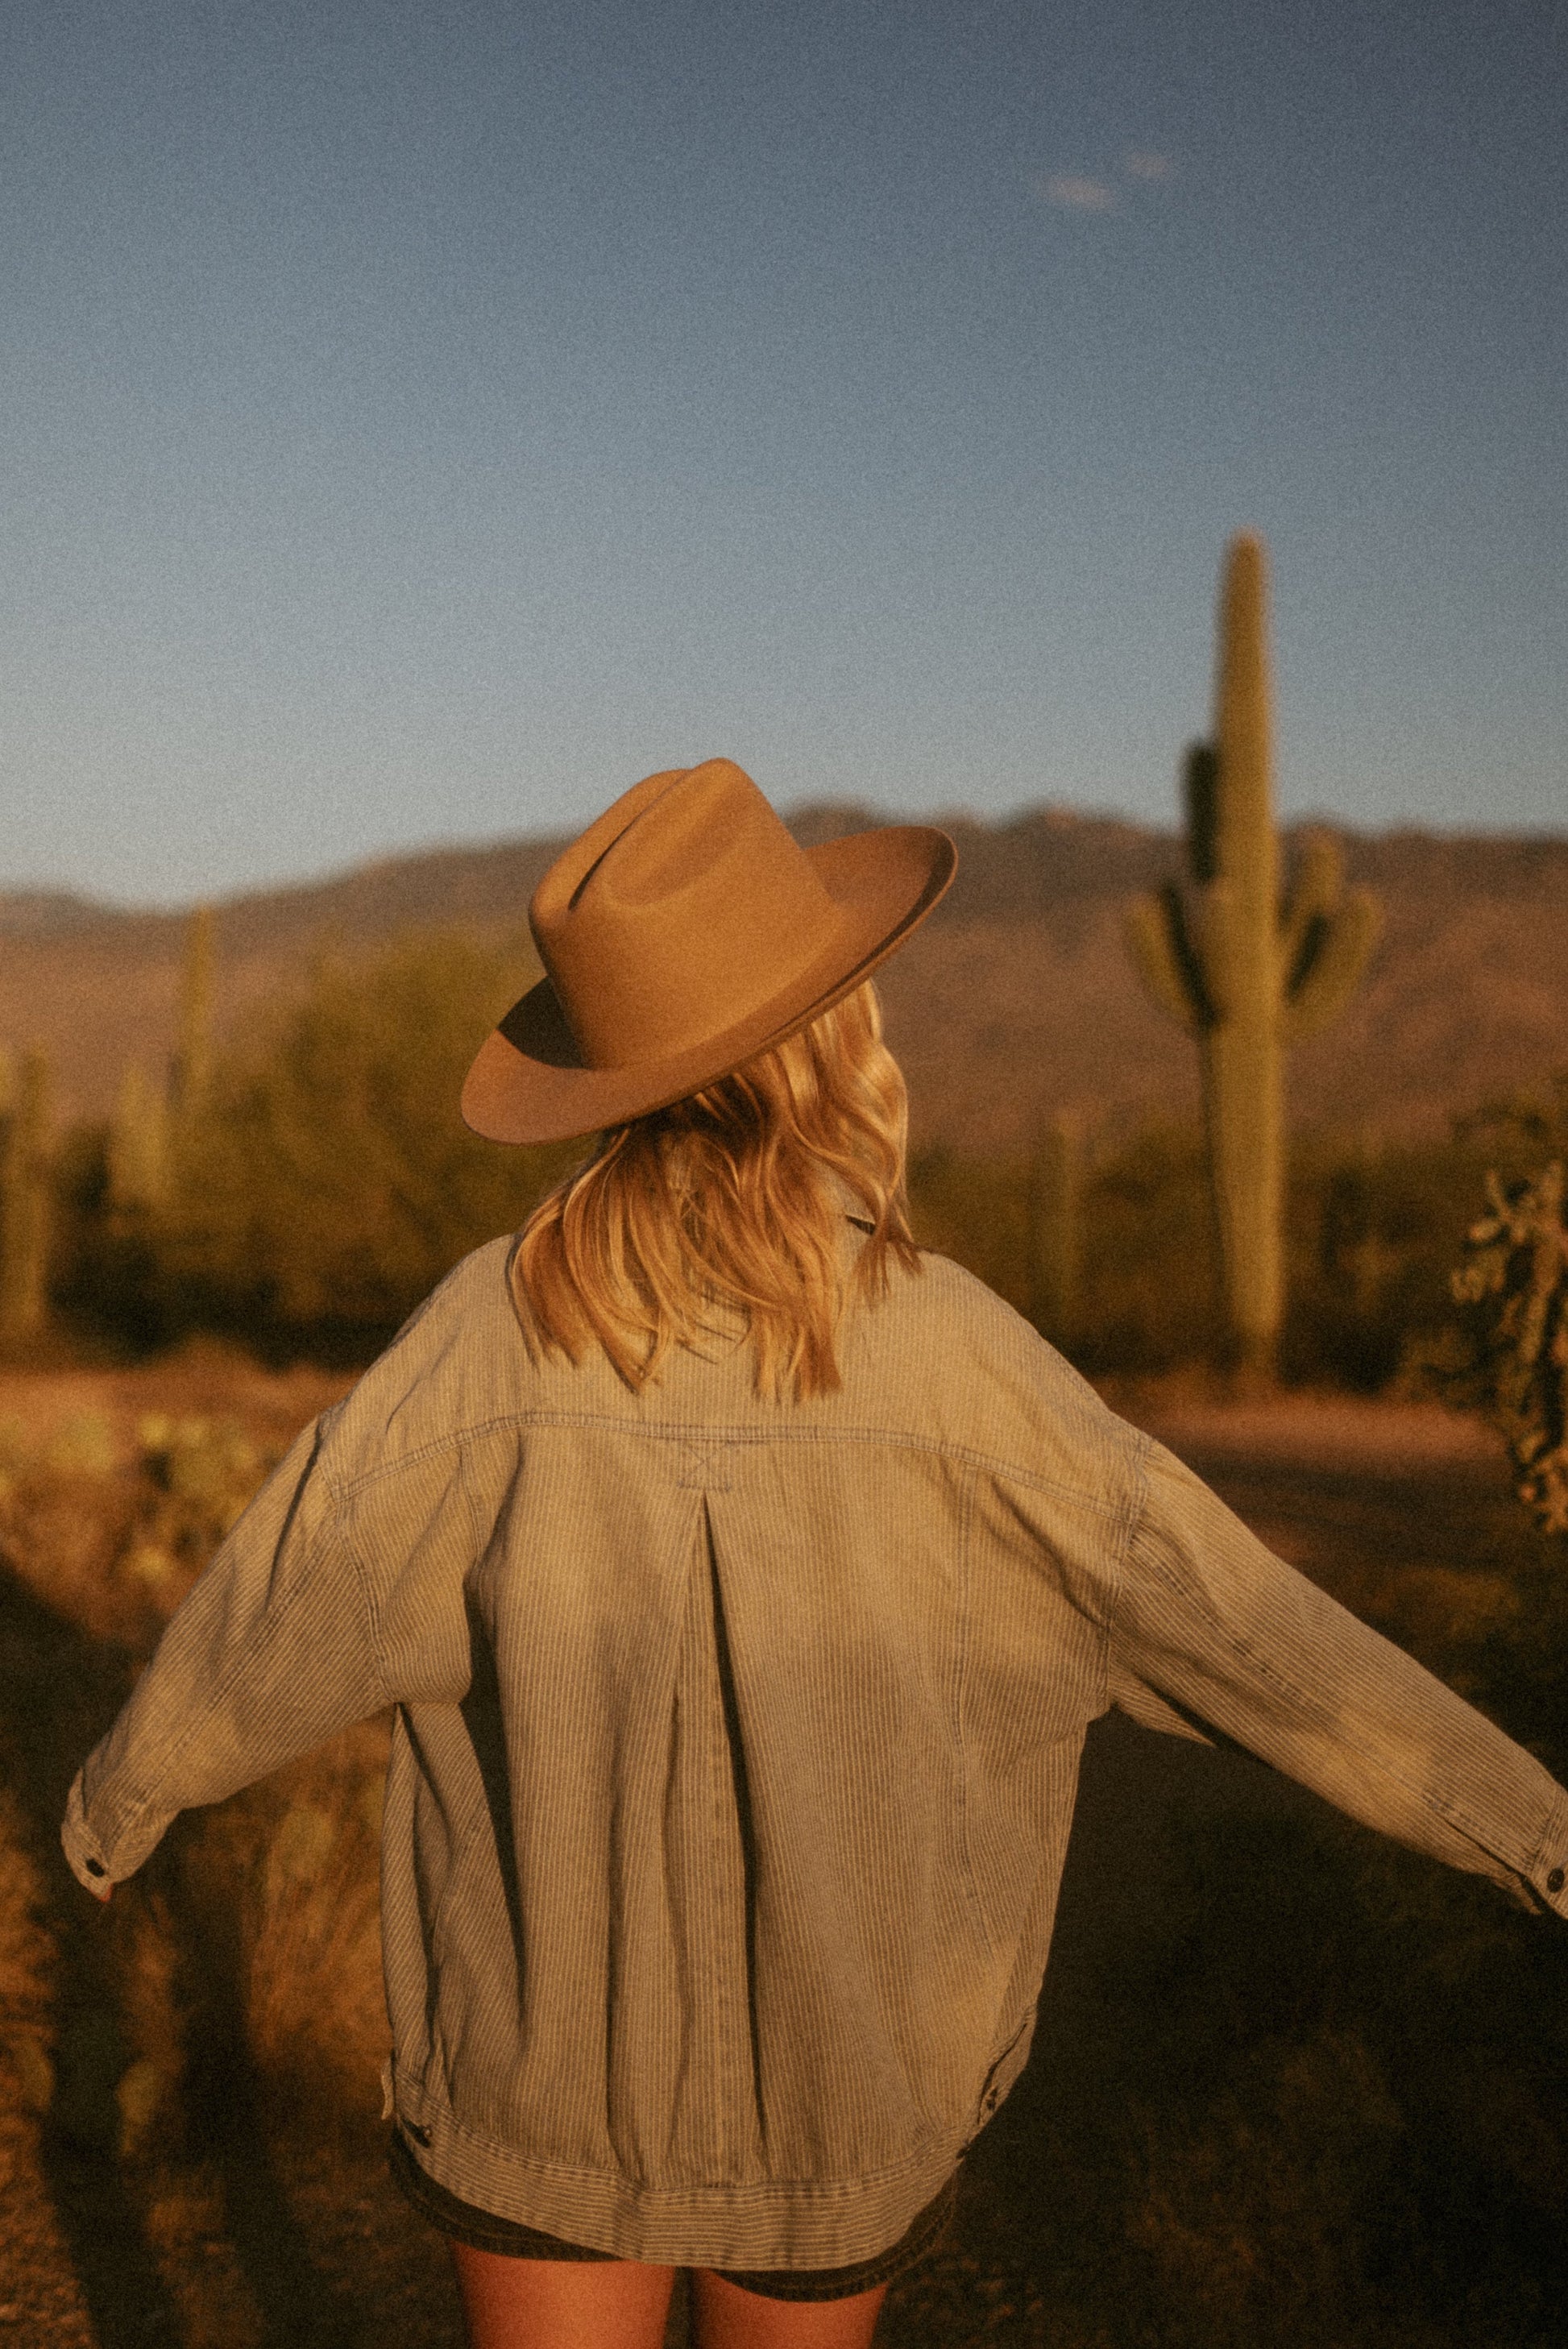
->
[64, 1232, 1568, 2268]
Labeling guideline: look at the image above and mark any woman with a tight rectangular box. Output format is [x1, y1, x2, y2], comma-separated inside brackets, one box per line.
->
[66, 760, 1568, 2349]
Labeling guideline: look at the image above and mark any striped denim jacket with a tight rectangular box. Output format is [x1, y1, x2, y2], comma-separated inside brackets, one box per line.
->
[64, 1231, 1568, 2269]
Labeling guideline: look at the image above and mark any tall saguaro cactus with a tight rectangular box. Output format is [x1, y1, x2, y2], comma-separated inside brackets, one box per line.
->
[170, 903, 216, 1123]
[108, 1060, 171, 1211]
[1125, 534, 1381, 1380]
[0, 1045, 54, 1343]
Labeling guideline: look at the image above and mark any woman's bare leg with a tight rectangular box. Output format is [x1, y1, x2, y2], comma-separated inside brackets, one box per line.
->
[449, 2243, 676, 2349]
[692, 2270, 889, 2349]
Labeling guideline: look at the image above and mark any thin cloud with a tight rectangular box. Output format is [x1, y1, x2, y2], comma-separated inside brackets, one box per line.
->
[1126, 151, 1173, 181]
[1036, 173, 1117, 212]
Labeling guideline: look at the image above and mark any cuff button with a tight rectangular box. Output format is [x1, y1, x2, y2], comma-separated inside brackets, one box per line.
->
[85, 1859, 106, 1878]
[1547, 1867, 1565, 1895]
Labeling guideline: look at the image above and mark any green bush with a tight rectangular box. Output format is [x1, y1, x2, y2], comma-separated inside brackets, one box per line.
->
[52, 984, 1568, 1396]
[1280, 1135, 1495, 1392]
[1425, 1157, 1568, 1537]
[912, 1092, 1568, 1392]
[61, 931, 580, 1362]
[910, 1125, 1220, 1377]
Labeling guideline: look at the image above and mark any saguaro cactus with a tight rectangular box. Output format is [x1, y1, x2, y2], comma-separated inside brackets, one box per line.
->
[0, 1045, 54, 1343]
[170, 903, 216, 1123]
[109, 1060, 171, 1211]
[1125, 534, 1381, 1380]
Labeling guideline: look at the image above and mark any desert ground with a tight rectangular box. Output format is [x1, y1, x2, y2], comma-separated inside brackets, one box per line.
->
[2, 1357, 1565, 2349]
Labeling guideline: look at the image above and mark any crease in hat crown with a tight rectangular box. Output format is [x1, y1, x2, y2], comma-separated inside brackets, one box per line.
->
[529, 759, 857, 1070]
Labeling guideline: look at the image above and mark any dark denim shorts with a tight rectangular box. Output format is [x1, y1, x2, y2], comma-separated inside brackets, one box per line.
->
[388, 2127, 958, 2301]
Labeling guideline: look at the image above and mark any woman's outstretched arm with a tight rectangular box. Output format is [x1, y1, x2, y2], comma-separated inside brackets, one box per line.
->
[61, 1405, 388, 1896]
[1107, 1437, 1568, 1916]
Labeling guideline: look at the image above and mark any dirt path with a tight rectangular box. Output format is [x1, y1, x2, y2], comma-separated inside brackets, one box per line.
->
[0, 1551, 187, 2345]
[0, 1347, 352, 1465]
[1089, 1389, 1507, 1627]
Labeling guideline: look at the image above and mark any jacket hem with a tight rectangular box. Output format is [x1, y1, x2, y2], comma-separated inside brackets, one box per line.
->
[388, 2065, 993, 2268]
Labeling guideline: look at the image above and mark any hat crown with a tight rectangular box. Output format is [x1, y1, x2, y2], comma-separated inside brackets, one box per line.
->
[530, 760, 848, 1069]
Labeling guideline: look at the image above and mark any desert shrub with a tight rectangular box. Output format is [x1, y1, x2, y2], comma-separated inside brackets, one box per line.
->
[139, 1728, 391, 2142]
[52, 1120, 168, 1355]
[48, 975, 1568, 1396]
[0, 1411, 155, 1648]
[910, 1124, 1220, 1376]
[0, 1787, 56, 2131]
[1427, 1161, 1568, 1536]
[61, 930, 582, 1363]
[10, 1409, 388, 2170]
[71, 1728, 391, 2243]
[118, 1414, 281, 1605]
[1072, 1124, 1218, 1376]
[911, 1093, 1568, 1392]
[1281, 1103, 1568, 1397]
[0, 1406, 288, 1651]
[907, 1148, 1039, 1318]
[1279, 1133, 1501, 1392]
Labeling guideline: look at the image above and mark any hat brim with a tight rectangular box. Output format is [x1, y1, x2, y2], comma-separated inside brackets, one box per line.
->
[462, 824, 956, 1145]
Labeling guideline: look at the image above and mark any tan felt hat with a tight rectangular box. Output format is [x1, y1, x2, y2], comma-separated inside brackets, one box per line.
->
[462, 757, 957, 1145]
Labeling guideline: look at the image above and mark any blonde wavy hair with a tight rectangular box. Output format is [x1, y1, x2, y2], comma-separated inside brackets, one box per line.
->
[511, 981, 919, 1401]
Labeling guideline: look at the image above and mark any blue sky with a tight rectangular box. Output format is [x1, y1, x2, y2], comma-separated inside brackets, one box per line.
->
[4, 0, 1564, 903]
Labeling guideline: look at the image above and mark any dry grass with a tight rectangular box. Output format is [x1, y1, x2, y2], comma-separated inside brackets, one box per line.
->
[0, 1356, 462, 2348]
[187, 1730, 391, 2116]
[0, 1368, 391, 2119]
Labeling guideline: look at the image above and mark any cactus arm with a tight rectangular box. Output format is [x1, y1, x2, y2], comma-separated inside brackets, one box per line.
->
[1124, 886, 1209, 1033]
[1182, 742, 1220, 882]
[110, 1061, 171, 1210]
[1280, 886, 1382, 1040]
[172, 904, 215, 1120]
[1165, 880, 1222, 1023]
[0, 1045, 52, 1339]
[1278, 830, 1345, 987]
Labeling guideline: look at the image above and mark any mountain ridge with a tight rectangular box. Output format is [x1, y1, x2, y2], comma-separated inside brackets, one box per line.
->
[3, 806, 1566, 1152]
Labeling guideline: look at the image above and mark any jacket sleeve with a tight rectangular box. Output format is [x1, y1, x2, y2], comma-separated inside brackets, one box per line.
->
[1107, 1437, 1568, 1915]
[60, 1408, 388, 1895]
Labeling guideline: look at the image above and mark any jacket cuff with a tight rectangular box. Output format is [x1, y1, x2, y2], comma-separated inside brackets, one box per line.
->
[1526, 1785, 1568, 1919]
[60, 1770, 115, 1900]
